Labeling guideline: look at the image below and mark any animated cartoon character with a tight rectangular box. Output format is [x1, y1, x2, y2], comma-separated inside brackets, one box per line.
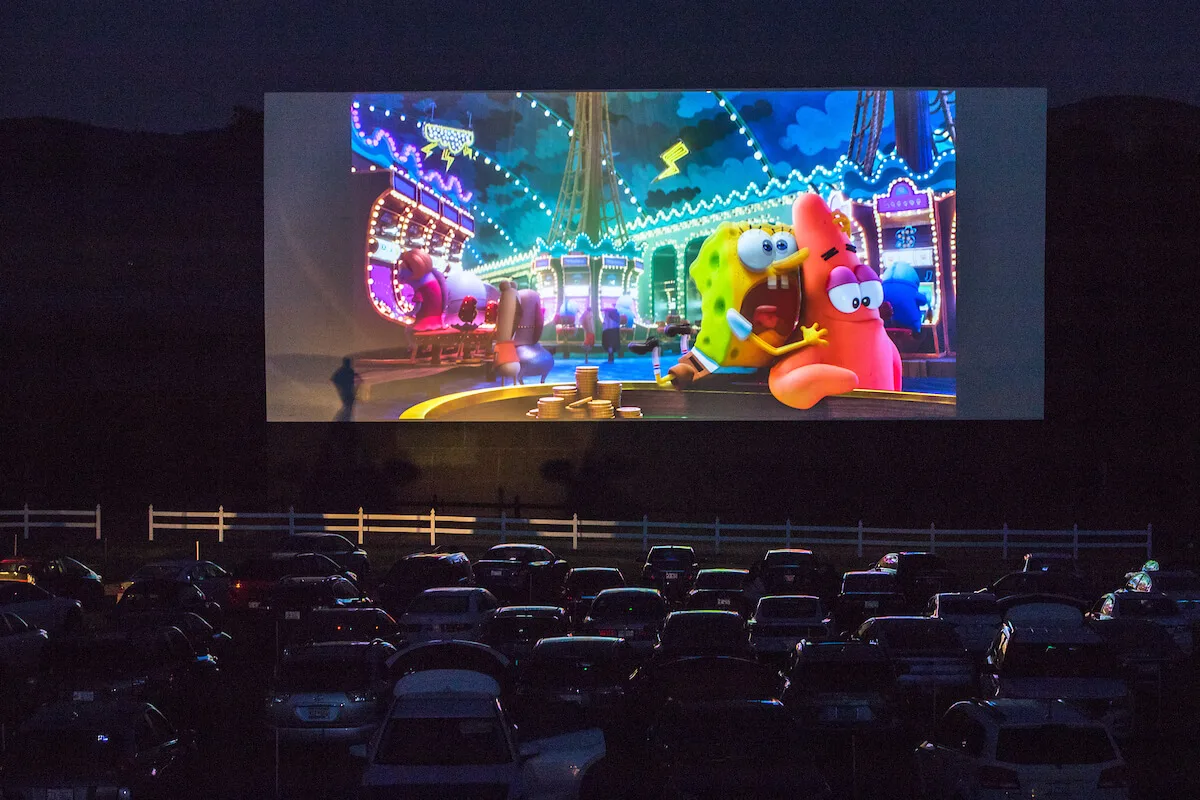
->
[493, 281, 521, 386]
[881, 262, 929, 336]
[493, 281, 554, 385]
[397, 250, 445, 331]
[662, 222, 827, 387]
[768, 194, 903, 409]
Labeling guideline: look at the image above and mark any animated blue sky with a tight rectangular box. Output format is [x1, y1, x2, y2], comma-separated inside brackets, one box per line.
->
[351, 91, 954, 266]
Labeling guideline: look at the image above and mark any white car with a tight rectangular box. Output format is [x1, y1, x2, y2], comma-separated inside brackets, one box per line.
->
[748, 595, 832, 655]
[916, 698, 1130, 799]
[397, 587, 500, 644]
[356, 668, 605, 800]
[0, 581, 82, 636]
[927, 592, 1003, 659]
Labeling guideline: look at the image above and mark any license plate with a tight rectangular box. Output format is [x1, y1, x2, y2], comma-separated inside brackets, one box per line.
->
[558, 693, 584, 704]
[717, 598, 731, 606]
[48, 790, 73, 800]
[784, 575, 795, 583]
[72, 690, 94, 702]
[306, 706, 332, 719]
[285, 611, 301, 620]
[620, 629, 635, 637]
[664, 572, 681, 580]
[864, 601, 879, 609]
[491, 570, 504, 577]
[248, 601, 261, 609]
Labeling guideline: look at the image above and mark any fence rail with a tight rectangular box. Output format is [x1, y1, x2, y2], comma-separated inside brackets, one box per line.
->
[147, 505, 1153, 559]
[0, 505, 101, 541]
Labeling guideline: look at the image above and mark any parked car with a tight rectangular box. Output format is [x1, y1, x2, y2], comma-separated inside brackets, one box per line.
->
[397, 587, 500, 644]
[646, 699, 831, 800]
[782, 640, 901, 732]
[683, 588, 751, 616]
[112, 578, 222, 631]
[1087, 590, 1193, 654]
[926, 592, 1004, 661]
[1022, 552, 1083, 575]
[267, 640, 396, 745]
[873, 552, 958, 609]
[985, 571, 1092, 603]
[834, 570, 906, 634]
[1, 700, 199, 800]
[118, 559, 232, 606]
[355, 668, 605, 800]
[916, 699, 1130, 799]
[559, 567, 625, 623]
[515, 636, 633, 725]
[641, 546, 699, 601]
[386, 640, 513, 694]
[375, 551, 474, 617]
[271, 533, 370, 577]
[0, 579, 83, 635]
[229, 553, 359, 613]
[474, 544, 570, 604]
[691, 568, 748, 592]
[854, 617, 976, 708]
[1124, 568, 1200, 614]
[475, 605, 569, 664]
[285, 606, 399, 646]
[0, 555, 106, 608]
[268, 574, 369, 617]
[628, 655, 788, 733]
[653, 610, 752, 661]
[748, 595, 832, 660]
[744, 548, 837, 603]
[578, 587, 670, 656]
[983, 602, 1129, 736]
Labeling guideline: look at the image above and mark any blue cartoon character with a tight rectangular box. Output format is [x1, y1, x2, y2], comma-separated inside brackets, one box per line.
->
[881, 262, 930, 336]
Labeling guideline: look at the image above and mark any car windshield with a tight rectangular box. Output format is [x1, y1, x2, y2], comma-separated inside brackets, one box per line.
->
[590, 593, 665, 619]
[566, 571, 624, 594]
[765, 552, 815, 568]
[7, 729, 127, 776]
[794, 660, 894, 692]
[277, 657, 373, 691]
[694, 572, 745, 590]
[130, 564, 183, 581]
[1117, 596, 1179, 617]
[873, 621, 963, 651]
[487, 547, 548, 563]
[407, 594, 472, 614]
[758, 597, 823, 619]
[937, 596, 1001, 617]
[648, 548, 693, 564]
[375, 717, 511, 765]
[1002, 642, 1115, 678]
[483, 616, 563, 642]
[658, 706, 801, 761]
[662, 615, 745, 646]
[843, 574, 896, 593]
[995, 725, 1116, 765]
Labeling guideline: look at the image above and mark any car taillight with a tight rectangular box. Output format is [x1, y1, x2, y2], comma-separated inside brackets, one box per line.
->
[598, 629, 617, 637]
[233, 581, 244, 590]
[1098, 765, 1128, 788]
[978, 765, 1020, 789]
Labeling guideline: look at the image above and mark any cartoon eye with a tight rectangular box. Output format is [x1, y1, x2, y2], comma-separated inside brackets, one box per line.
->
[860, 279, 884, 309]
[737, 229, 775, 272]
[827, 282, 861, 314]
[772, 232, 797, 261]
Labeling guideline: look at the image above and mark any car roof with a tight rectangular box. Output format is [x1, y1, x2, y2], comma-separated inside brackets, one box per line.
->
[393, 669, 501, 699]
[766, 549, 814, 555]
[698, 568, 748, 574]
[596, 587, 662, 597]
[487, 543, 547, 551]
[1025, 552, 1076, 560]
[796, 640, 890, 662]
[759, 594, 821, 603]
[403, 551, 466, 561]
[492, 605, 565, 618]
[532, 636, 625, 658]
[568, 566, 621, 574]
[667, 609, 742, 621]
[284, 641, 391, 661]
[304, 606, 387, 618]
[845, 569, 897, 578]
[648, 546, 694, 554]
[966, 698, 1096, 726]
[277, 575, 341, 586]
[122, 578, 193, 590]
[27, 700, 153, 730]
[140, 559, 208, 568]
[418, 587, 488, 596]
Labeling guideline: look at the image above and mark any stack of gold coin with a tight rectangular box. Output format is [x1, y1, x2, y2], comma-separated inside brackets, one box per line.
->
[587, 399, 614, 419]
[616, 406, 643, 419]
[596, 380, 621, 406]
[537, 396, 565, 419]
[566, 406, 586, 419]
[552, 385, 578, 405]
[575, 365, 599, 400]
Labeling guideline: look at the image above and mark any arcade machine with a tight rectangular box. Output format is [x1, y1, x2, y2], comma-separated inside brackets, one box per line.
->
[872, 178, 948, 356]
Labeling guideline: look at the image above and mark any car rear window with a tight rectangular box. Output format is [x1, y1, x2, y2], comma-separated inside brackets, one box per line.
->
[758, 597, 822, 619]
[590, 593, 666, 619]
[662, 614, 745, 645]
[694, 572, 746, 591]
[407, 594, 472, 614]
[937, 595, 1001, 617]
[794, 660, 894, 692]
[565, 570, 624, 594]
[764, 552, 815, 568]
[487, 546, 548, 563]
[375, 717, 511, 766]
[482, 616, 563, 642]
[873, 620, 963, 651]
[277, 658, 373, 691]
[995, 725, 1115, 765]
[648, 548, 693, 564]
[842, 573, 897, 593]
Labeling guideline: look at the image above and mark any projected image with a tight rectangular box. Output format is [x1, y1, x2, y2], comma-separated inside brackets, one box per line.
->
[344, 90, 957, 420]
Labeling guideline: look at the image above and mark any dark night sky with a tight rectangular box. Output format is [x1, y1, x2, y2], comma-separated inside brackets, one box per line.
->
[3, 1, 1198, 133]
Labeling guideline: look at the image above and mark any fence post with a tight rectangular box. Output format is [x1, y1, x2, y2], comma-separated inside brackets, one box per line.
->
[195, 539, 201, 562]
[429, 508, 437, 547]
[1146, 524, 1153, 560]
[1073, 524, 1079, 560]
[95, 504, 102, 541]
[572, 513, 579, 551]
[857, 520, 864, 558]
[217, 505, 225, 544]
[785, 519, 792, 548]
[642, 515, 649, 552]
[930, 523, 936, 554]
[288, 506, 295, 536]
[22, 503, 29, 540]
[500, 510, 507, 543]
[1002, 523, 1009, 561]
[148, 505, 154, 542]
[714, 517, 721, 556]
[357, 507, 365, 546]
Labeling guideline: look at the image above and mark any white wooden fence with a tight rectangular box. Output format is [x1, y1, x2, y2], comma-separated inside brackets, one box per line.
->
[147, 505, 1154, 560]
[0, 505, 102, 541]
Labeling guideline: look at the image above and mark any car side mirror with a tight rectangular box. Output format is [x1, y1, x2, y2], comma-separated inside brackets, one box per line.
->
[349, 744, 368, 760]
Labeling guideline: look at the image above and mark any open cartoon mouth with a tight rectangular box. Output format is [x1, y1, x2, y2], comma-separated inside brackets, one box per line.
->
[739, 271, 800, 339]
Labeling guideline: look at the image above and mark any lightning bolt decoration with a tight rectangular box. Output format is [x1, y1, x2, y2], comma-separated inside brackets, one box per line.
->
[653, 141, 689, 182]
[420, 122, 476, 172]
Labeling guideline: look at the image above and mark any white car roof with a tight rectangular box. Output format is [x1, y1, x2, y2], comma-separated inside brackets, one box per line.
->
[392, 669, 500, 699]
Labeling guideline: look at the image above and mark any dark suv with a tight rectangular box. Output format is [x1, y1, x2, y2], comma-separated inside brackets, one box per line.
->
[271, 533, 370, 578]
[375, 551, 473, 617]
[873, 552, 958, 610]
[642, 546, 699, 601]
